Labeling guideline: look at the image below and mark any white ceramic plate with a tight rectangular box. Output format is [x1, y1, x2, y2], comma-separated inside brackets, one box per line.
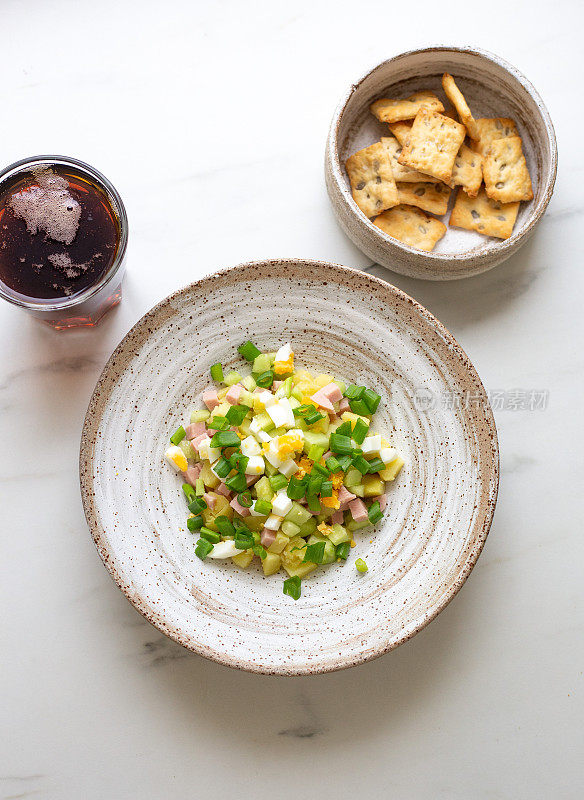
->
[80, 259, 499, 674]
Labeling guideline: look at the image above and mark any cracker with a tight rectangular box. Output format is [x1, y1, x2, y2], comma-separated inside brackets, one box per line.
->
[370, 91, 444, 123]
[482, 135, 533, 203]
[449, 188, 519, 239]
[373, 205, 446, 251]
[381, 137, 440, 183]
[472, 117, 518, 156]
[387, 121, 412, 146]
[398, 108, 466, 183]
[345, 141, 399, 217]
[396, 182, 451, 215]
[441, 73, 479, 139]
[450, 144, 483, 197]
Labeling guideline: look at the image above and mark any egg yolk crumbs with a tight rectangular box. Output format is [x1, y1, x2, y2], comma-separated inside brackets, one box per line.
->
[317, 522, 334, 537]
[274, 433, 303, 458]
[321, 490, 340, 509]
[273, 354, 294, 375]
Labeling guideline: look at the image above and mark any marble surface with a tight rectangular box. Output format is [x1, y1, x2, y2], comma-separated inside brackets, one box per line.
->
[1, 1, 582, 798]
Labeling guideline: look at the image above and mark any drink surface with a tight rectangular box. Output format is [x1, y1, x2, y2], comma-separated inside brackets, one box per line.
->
[0, 164, 119, 301]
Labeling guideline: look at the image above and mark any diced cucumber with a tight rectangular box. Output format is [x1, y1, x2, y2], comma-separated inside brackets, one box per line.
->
[298, 517, 317, 537]
[238, 418, 252, 437]
[239, 389, 255, 407]
[264, 462, 277, 477]
[284, 501, 312, 526]
[262, 552, 281, 576]
[253, 353, 272, 374]
[244, 515, 265, 532]
[283, 561, 317, 579]
[255, 476, 273, 501]
[332, 379, 346, 394]
[190, 409, 210, 423]
[289, 396, 301, 409]
[252, 411, 275, 432]
[308, 444, 326, 462]
[307, 533, 326, 544]
[351, 484, 365, 497]
[232, 550, 254, 569]
[302, 431, 329, 455]
[241, 374, 257, 391]
[328, 523, 351, 545]
[179, 439, 196, 460]
[321, 540, 336, 564]
[281, 520, 300, 537]
[224, 371, 242, 386]
[291, 387, 304, 402]
[379, 456, 404, 482]
[267, 532, 289, 554]
[362, 475, 385, 497]
[344, 467, 362, 488]
[347, 518, 372, 532]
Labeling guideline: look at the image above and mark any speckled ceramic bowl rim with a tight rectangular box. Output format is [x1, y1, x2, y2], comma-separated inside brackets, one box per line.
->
[327, 45, 558, 262]
[79, 258, 499, 675]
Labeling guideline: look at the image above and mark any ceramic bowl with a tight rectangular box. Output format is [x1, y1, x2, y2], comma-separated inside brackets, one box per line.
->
[325, 46, 557, 280]
[80, 259, 499, 674]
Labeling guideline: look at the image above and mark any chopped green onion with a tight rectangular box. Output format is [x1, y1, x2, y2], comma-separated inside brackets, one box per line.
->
[367, 501, 383, 525]
[366, 457, 385, 474]
[215, 516, 236, 536]
[283, 575, 301, 600]
[224, 371, 242, 386]
[305, 409, 324, 425]
[303, 541, 325, 563]
[229, 452, 249, 473]
[355, 558, 368, 573]
[344, 384, 364, 400]
[320, 480, 333, 498]
[237, 490, 253, 507]
[352, 455, 371, 474]
[225, 404, 251, 426]
[213, 457, 232, 479]
[238, 341, 261, 362]
[269, 474, 288, 492]
[170, 426, 186, 445]
[252, 544, 267, 560]
[226, 472, 247, 492]
[255, 370, 274, 388]
[349, 398, 370, 416]
[307, 444, 326, 462]
[233, 519, 251, 533]
[254, 498, 273, 516]
[287, 475, 307, 500]
[329, 432, 353, 455]
[335, 420, 353, 437]
[195, 477, 205, 496]
[210, 430, 241, 449]
[251, 531, 261, 545]
[337, 455, 353, 471]
[195, 538, 214, 560]
[208, 415, 229, 430]
[188, 496, 207, 514]
[210, 362, 224, 382]
[307, 494, 321, 514]
[311, 462, 329, 477]
[362, 388, 381, 413]
[325, 455, 342, 473]
[200, 527, 221, 543]
[187, 515, 204, 532]
[336, 542, 350, 560]
[308, 473, 323, 495]
[352, 418, 369, 445]
[182, 483, 196, 503]
[234, 532, 254, 550]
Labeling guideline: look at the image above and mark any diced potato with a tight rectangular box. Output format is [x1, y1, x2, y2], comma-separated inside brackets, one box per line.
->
[379, 456, 404, 482]
[213, 495, 233, 518]
[362, 475, 385, 497]
[244, 515, 265, 532]
[341, 411, 371, 428]
[200, 462, 220, 489]
[217, 386, 229, 400]
[314, 373, 334, 389]
[267, 531, 288, 554]
[347, 518, 372, 532]
[262, 552, 281, 576]
[232, 550, 254, 569]
[283, 561, 317, 579]
[215, 401, 230, 417]
[292, 370, 313, 385]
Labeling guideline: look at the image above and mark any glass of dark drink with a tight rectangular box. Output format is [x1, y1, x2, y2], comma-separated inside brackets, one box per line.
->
[0, 155, 128, 329]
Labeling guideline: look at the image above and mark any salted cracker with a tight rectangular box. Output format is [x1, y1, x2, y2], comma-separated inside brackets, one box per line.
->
[449, 188, 519, 239]
[396, 182, 451, 215]
[381, 137, 440, 183]
[450, 144, 483, 197]
[441, 73, 479, 139]
[370, 91, 444, 124]
[398, 108, 466, 184]
[482, 135, 533, 203]
[387, 121, 412, 146]
[472, 117, 519, 156]
[373, 204, 446, 251]
[345, 141, 399, 217]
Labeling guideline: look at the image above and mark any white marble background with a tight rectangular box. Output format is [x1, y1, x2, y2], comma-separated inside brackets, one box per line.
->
[1, 1, 582, 798]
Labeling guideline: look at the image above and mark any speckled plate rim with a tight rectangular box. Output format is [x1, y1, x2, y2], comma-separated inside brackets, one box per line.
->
[79, 258, 499, 675]
[326, 45, 558, 261]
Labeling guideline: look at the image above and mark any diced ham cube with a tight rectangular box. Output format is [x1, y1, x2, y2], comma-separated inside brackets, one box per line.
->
[246, 474, 260, 486]
[226, 384, 243, 404]
[216, 482, 232, 498]
[260, 528, 276, 548]
[331, 510, 344, 525]
[185, 422, 205, 440]
[337, 485, 356, 508]
[373, 494, 387, 510]
[323, 450, 332, 460]
[310, 389, 334, 411]
[191, 433, 207, 449]
[202, 390, 219, 411]
[203, 492, 218, 510]
[339, 398, 350, 413]
[182, 463, 202, 487]
[230, 496, 250, 517]
[320, 383, 343, 403]
[206, 428, 217, 438]
[272, 380, 283, 390]
[349, 497, 369, 522]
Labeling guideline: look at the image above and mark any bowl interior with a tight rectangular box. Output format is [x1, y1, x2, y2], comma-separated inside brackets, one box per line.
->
[336, 48, 554, 257]
[80, 260, 499, 674]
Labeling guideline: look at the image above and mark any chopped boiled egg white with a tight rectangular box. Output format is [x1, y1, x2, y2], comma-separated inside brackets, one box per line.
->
[250, 499, 266, 516]
[272, 490, 293, 517]
[264, 514, 284, 531]
[380, 447, 398, 465]
[278, 458, 298, 478]
[272, 429, 304, 459]
[165, 445, 188, 472]
[256, 389, 277, 409]
[245, 455, 265, 475]
[240, 435, 261, 457]
[207, 540, 245, 559]
[361, 435, 382, 456]
[198, 438, 221, 462]
[273, 343, 294, 376]
[266, 397, 295, 428]
[256, 430, 272, 443]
